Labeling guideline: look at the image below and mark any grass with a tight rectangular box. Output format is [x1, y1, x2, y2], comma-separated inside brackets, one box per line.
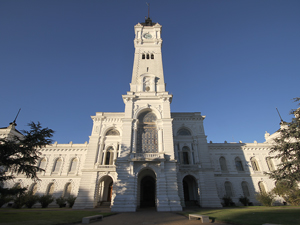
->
[1, 206, 300, 225]
[0, 208, 115, 225]
[182, 206, 300, 225]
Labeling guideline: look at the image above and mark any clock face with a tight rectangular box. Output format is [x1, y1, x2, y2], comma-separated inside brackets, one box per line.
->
[143, 33, 152, 39]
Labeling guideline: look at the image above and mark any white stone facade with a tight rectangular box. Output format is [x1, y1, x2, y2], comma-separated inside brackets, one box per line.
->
[2, 18, 282, 211]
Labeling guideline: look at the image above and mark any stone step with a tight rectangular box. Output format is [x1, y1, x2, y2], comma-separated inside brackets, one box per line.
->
[100, 201, 111, 206]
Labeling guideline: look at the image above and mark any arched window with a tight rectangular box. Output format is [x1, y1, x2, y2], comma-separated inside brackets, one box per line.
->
[106, 129, 120, 136]
[219, 157, 228, 171]
[146, 54, 150, 59]
[53, 158, 62, 173]
[182, 146, 190, 164]
[29, 183, 38, 195]
[142, 54, 145, 59]
[63, 183, 72, 198]
[69, 158, 78, 173]
[224, 181, 233, 197]
[177, 128, 191, 136]
[241, 181, 250, 197]
[258, 181, 266, 193]
[250, 157, 260, 171]
[38, 158, 47, 170]
[105, 147, 114, 165]
[151, 54, 154, 59]
[137, 111, 158, 153]
[266, 157, 275, 171]
[235, 157, 244, 171]
[46, 183, 55, 195]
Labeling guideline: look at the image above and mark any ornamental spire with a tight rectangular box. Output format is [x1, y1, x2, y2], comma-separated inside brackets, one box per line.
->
[10, 108, 21, 126]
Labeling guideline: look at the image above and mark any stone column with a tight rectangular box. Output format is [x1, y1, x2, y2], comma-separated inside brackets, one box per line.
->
[174, 141, 179, 161]
[102, 150, 107, 165]
[117, 143, 121, 157]
[193, 139, 199, 164]
[97, 137, 104, 164]
[188, 143, 194, 165]
[158, 127, 163, 152]
[132, 121, 137, 153]
[113, 146, 117, 165]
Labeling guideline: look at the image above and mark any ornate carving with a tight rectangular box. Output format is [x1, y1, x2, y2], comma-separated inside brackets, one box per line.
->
[177, 128, 191, 136]
[106, 129, 120, 136]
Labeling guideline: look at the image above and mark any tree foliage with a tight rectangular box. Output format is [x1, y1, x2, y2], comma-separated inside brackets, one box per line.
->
[266, 98, 300, 185]
[272, 180, 300, 206]
[0, 122, 54, 195]
[255, 191, 275, 207]
[39, 195, 54, 208]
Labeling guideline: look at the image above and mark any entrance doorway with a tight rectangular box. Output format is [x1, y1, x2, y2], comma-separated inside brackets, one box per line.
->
[183, 175, 199, 206]
[107, 181, 113, 202]
[137, 168, 156, 208]
[97, 176, 113, 207]
[140, 176, 155, 207]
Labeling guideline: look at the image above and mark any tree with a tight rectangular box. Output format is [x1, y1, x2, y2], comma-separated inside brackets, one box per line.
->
[0, 122, 54, 196]
[266, 98, 300, 185]
[272, 180, 300, 206]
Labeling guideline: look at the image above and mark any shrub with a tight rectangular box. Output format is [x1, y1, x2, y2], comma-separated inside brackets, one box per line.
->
[255, 192, 274, 207]
[272, 180, 300, 206]
[23, 192, 39, 208]
[39, 195, 54, 208]
[0, 194, 13, 208]
[239, 196, 250, 206]
[13, 194, 25, 208]
[66, 195, 76, 208]
[222, 195, 233, 207]
[56, 197, 66, 208]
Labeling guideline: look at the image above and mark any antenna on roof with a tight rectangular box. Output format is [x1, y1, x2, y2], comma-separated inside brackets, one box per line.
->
[276, 107, 283, 123]
[11, 108, 21, 126]
[146, 2, 150, 18]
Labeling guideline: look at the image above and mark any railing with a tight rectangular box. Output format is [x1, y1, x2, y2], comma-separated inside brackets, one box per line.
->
[97, 165, 116, 171]
[98, 165, 115, 168]
[131, 153, 164, 161]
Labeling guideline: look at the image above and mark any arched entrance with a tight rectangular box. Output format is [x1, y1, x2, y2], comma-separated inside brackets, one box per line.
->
[96, 176, 113, 207]
[137, 168, 156, 208]
[140, 176, 155, 207]
[183, 175, 199, 206]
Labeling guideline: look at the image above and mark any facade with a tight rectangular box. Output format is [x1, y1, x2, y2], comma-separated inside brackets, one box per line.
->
[2, 18, 282, 211]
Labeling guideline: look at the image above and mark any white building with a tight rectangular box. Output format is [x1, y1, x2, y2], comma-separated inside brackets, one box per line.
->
[2, 18, 281, 211]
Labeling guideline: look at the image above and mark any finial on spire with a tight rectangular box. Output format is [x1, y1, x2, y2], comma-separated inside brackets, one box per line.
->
[276, 107, 284, 124]
[146, 2, 150, 18]
[10, 108, 21, 126]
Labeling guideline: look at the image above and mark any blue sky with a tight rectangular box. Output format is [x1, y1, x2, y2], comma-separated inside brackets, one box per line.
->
[1, 0, 299, 144]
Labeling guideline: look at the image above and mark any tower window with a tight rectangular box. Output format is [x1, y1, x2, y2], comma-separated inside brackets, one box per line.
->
[151, 54, 154, 59]
[147, 54, 150, 59]
[142, 54, 145, 59]
[235, 157, 244, 171]
[250, 157, 260, 171]
[219, 157, 227, 171]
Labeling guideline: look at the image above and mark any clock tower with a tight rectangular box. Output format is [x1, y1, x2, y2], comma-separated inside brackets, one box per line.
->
[111, 17, 182, 212]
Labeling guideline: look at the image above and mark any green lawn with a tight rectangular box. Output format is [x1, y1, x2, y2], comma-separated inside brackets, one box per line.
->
[1, 206, 300, 225]
[182, 206, 300, 225]
[0, 208, 115, 225]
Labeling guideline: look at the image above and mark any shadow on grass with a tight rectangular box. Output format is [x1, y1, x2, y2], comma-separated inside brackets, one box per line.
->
[182, 206, 300, 225]
[0, 208, 116, 225]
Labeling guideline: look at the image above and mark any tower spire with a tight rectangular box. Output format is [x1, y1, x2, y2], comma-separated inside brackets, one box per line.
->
[10, 108, 21, 126]
[146, 2, 150, 18]
[276, 107, 284, 124]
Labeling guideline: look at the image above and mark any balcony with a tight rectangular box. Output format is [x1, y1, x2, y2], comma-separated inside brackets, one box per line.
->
[130, 153, 165, 161]
[97, 165, 116, 172]
[179, 164, 201, 171]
